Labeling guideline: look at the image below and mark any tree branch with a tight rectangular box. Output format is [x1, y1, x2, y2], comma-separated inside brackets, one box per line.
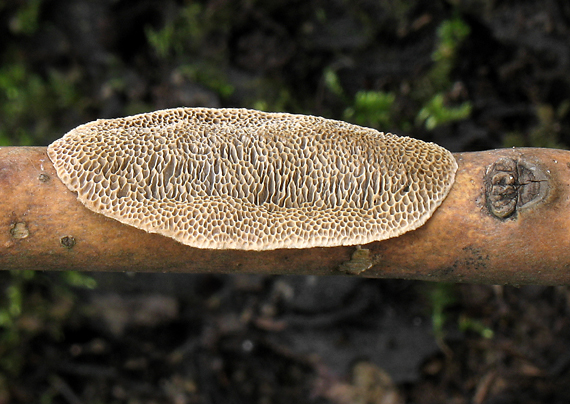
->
[1, 146, 569, 285]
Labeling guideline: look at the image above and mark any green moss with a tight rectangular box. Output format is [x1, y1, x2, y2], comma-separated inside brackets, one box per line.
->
[344, 90, 396, 129]
[417, 93, 472, 130]
[324, 68, 398, 129]
[145, 3, 236, 103]
[413, 16, 472, 130]
[430, 16, 471, 91]
[146, 23, 177, 59]
[60, 272, 97, 290]
[8, 0, 42, 35]
[145, 3, 207, 59]
[427, 283, 456, 341]
[459, 315, 494, 339]
[323, 16, 472, 133]
[324, 67, 345, 99]
[426, 283, 495, 345]
[0, 62, 81, 145]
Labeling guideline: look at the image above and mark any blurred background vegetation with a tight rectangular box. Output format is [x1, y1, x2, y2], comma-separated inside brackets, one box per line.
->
[4, 0, 568, 151]
[2, 0, 570, 403]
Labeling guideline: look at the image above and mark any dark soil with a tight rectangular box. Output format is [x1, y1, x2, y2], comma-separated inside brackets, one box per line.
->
[2, 0, 570, 403]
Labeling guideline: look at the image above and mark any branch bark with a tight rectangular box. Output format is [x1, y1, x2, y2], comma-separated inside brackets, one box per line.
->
[1, 146, 569, 285]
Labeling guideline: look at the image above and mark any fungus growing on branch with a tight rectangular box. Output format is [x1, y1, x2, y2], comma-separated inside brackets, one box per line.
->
[47, 108, 457, 250]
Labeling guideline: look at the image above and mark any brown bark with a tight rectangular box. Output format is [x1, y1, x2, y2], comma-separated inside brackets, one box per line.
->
[1, 146, 569, 285]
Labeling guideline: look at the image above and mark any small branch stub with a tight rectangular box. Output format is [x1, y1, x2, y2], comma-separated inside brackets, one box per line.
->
[339, 246, 374, 275]
[9, 222, 29, 239]
[60, 236, 76, 249]
[484, 157, 549, 219]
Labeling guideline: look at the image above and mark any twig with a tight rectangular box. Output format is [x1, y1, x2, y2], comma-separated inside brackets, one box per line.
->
[1, 147, 570, 285]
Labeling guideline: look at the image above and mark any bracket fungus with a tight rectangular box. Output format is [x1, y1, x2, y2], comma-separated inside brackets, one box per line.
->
[47, 108, 457, 250]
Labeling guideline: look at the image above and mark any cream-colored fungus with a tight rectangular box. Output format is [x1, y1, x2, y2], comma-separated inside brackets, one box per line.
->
[48, 108, 457, 250]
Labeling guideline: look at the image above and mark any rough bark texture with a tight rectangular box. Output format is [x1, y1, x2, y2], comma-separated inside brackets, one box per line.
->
[1, 146, 568, 285]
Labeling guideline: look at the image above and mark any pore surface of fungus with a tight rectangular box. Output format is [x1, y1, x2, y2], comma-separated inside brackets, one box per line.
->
[47, 108, 457, 250]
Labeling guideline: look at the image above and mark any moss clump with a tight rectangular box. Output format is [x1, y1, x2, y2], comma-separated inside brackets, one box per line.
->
[324, 15, 472, 133]
[415, 16, 472, 130]
[0, 62, 81, 146]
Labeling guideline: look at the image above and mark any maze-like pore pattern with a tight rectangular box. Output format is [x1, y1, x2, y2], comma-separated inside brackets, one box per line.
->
[47, 107, 457, 250]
